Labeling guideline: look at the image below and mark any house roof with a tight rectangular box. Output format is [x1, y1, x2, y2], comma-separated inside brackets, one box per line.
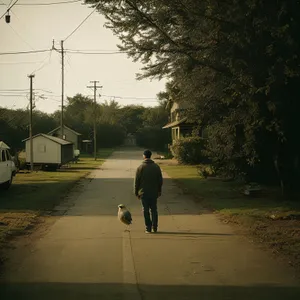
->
[48, 125, 82, 136]
[22, 134, 73, 145]
[0, 141, 10, 149]
[162, 117, 188, 129]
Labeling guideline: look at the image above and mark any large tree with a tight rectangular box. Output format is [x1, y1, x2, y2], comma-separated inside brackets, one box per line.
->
[85, 0, 300, 189]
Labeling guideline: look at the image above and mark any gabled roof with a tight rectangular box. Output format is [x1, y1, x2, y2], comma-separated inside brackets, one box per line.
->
[48, 125, 82, 136]
[162, 117, 188, 129]
[0, 141, 10, 149]
[22, 134, 73, 145]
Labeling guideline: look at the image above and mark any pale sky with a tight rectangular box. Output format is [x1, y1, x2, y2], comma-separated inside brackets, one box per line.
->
[0, 0, 166, 113]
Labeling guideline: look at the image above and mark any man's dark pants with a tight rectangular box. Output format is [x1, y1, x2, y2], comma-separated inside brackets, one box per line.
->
[141, 196, 158, 231]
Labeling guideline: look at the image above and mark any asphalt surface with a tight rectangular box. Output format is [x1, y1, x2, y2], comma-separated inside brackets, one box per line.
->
[1, 149, 299, 299]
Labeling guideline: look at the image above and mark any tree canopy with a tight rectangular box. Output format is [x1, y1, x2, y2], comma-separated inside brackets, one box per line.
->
[85, 0, 300, 189]
[0, 93, 169, 151]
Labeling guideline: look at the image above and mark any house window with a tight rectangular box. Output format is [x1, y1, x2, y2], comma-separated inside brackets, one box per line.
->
[5, 150, 11, 160]
[38, 144, 46, 153]
[1, 150, 6, 162]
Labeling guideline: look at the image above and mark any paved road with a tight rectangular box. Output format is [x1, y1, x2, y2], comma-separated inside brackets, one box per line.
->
[1, 149, 300, 299]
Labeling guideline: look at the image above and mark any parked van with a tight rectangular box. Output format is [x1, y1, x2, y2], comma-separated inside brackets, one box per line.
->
[0, 141, 17, 190]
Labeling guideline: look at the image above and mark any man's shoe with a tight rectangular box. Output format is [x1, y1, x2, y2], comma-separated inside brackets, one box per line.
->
[145, 230, 151, 234]
[152, 228, 157, 233]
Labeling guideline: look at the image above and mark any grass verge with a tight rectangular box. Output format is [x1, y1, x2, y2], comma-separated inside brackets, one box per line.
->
[159, 161, 300, 271]
[0, 148, 113, 264]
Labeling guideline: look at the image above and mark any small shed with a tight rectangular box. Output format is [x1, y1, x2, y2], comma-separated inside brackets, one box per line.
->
[48, 125, 82, 152]
[23, 134, 73, 168]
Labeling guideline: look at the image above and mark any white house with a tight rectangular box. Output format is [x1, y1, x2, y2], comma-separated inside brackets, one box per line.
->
[48, 125, 82, 152]
[23, 134, 73, 169]
[162, 100, 194, 142]
[162, 99, 208, 143]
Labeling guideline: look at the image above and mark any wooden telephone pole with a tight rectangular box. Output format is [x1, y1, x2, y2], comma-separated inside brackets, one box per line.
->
[28, 74, 35, 172]
[52, 40, 65, 139]
[61, 40, 64, 139]
[87, 81, 102, 160]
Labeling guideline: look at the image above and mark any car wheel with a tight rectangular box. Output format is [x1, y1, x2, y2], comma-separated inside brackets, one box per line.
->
[2, 174, 13, 190]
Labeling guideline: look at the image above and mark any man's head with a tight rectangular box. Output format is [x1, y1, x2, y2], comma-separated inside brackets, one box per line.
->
[143, 149, 152, 159]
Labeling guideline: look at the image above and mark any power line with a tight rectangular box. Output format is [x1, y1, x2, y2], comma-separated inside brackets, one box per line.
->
[0, 0, 81, 5]
[64, 0, 101, 42]
[66, 48, 121, 52]
[0, 60, 43, 64]
[0, 94, 26, 96]
[8, 24, 35, 50]
[0, 0, 18, 20]
[30, 49, 53, 75]
[100, 94, 158, 101]
[0, 49, 50, 55]
[66, 50, 128, 55]
[0, 88, 54, 94]
[0, 48, 140, 56]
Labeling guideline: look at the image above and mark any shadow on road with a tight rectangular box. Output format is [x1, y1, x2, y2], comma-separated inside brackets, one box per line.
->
[154, 231, 233, 236]
[0, 178, 201, 216]
[1, 282, 300, 300]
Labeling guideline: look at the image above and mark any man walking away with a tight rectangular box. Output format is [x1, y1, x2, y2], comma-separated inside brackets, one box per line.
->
[134, 150, 163, 233]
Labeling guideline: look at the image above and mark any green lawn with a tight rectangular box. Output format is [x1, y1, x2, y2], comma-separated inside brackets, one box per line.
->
[160, 162, 300, 270]
[0, 148, 113, 262]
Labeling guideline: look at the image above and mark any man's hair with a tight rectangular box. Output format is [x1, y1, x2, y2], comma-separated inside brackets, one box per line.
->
[143, 149, 152, 158]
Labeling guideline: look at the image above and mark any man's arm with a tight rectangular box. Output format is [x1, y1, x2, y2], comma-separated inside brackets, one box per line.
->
[134, 166, 141, 197]
[157, 165, 163, 196]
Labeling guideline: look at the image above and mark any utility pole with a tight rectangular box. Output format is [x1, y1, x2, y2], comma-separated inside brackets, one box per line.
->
[87, 81, 102, 160]
[28, 74, 35, 172]
[52, 39, 65, 139]
[61, 40, 64, 139]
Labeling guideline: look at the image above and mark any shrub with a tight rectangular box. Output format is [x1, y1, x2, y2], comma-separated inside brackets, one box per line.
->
[170, 136, 207, 164]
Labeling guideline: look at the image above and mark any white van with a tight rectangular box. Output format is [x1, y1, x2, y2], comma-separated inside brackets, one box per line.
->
[0, 141, 17, 190]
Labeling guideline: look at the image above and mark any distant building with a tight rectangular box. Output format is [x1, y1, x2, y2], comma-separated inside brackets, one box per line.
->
[162, 99, 207, 144]
[48, 125, 82, 152]
[162, 100, 194, 143]
[124, 134, 136, 146]
[23, 133, 73, 169]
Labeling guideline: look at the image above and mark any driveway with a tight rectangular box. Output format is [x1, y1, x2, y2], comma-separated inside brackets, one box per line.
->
[0, 149, 299, 299]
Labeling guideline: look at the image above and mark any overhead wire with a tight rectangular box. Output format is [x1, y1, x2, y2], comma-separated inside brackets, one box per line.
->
[0, 0, 81, 6]
[0, 88, 53, 93]
[0, 49, 142, 56]
[0, 49, 50, 55]
[64, 0, 101, 42]
[8, 24, 35, 50]
[0, 0, 19, 20]
[30, 49, 53, 75]
[65, 52, 83, 89]
[5, 4, 36, 51]
[100, 94, 158, 101]
[66, 50, 128, 55]
[0, 60, 43, 64]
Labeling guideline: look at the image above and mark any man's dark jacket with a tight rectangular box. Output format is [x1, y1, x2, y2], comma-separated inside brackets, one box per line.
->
[134, 159, 163, 198]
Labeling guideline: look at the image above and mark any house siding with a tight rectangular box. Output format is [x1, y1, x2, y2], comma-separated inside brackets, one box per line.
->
[25, 136, 61, 164]
[53, 127, 79, 150]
